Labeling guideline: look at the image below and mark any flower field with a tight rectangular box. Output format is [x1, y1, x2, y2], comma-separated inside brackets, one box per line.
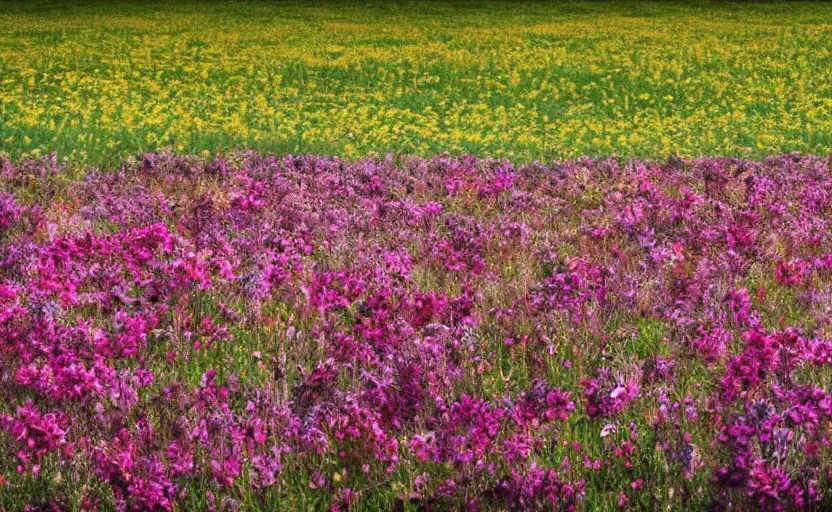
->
[1, 1, 832, 165]
[3, 1, 832, 511]
[2, 152, 832, 511]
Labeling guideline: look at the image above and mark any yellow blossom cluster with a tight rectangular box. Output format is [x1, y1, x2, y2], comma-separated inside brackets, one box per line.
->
[1, 1, 831, 164]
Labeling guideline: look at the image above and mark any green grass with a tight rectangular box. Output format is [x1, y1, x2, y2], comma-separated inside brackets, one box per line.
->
[1, 0, 832, 166]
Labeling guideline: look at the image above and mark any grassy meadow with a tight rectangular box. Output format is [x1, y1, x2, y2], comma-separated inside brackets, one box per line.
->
[3, 2, 832, 512]
[2, 0, 832, 165]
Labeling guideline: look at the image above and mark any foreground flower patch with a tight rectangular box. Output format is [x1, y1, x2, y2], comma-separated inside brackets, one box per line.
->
[2, 152, 832, 510]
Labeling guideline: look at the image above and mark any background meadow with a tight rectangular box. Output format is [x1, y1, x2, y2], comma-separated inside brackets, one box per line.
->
[1, 0, 832, 165]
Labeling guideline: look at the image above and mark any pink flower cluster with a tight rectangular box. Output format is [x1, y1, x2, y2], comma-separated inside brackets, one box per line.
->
[1, 152, 832, 510]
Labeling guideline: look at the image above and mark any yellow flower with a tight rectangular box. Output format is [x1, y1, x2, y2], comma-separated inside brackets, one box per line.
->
[0, 3, 829, 163]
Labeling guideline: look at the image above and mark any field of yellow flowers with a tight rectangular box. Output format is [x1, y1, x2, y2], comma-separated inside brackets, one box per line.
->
[2, 0, 832, 165]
